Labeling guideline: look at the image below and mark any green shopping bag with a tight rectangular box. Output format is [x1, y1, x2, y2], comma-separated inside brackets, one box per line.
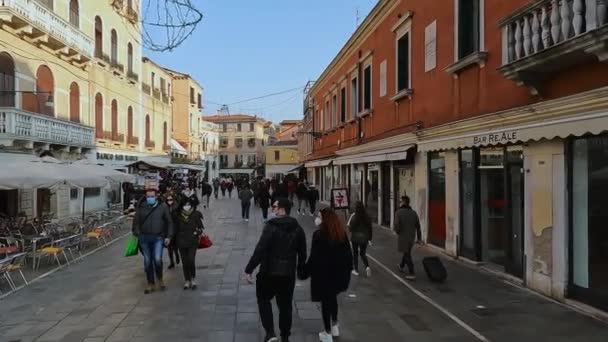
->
[124, 236, 139, 257]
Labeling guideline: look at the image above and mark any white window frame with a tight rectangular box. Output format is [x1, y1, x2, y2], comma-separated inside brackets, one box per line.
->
[361, 58, 373, 114]
[350, 71, 358, 120]
[395, 19, 412, 93]
[454, 0, 485, 62]
[331, 93, 337, 128]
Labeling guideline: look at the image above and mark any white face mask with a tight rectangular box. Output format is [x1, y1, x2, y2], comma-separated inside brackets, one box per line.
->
[314, 217, 322, 227]
[183, 205, 192, 212]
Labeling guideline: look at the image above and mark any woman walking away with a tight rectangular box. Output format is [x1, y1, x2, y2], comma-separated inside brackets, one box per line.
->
[258, 184, 272, 221]
[347, 201, 373, 277]
[301, 208, 353, 342]
[238, 185, 253, 221]
[165, 195, 180, 269]
[174, 197, 204, 290]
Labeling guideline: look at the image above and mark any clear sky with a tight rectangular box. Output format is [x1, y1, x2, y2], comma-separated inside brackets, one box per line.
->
[144, 0, 376, 123]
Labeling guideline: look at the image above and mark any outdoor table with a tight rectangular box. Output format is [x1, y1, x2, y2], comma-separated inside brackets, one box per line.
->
[19, 235, 51, 270]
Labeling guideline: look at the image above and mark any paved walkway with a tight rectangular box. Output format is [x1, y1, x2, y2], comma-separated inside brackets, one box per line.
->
[0, 194, 607, 342]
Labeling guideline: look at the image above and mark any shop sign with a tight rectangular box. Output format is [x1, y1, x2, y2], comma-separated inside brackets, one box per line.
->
[331, 188, 349, 210]
[472, 131, 518, 146]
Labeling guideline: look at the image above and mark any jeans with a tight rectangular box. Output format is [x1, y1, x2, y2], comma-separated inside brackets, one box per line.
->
[241, 201, 251, 219]
[308, 200, 317, 214]
[257, 275, 295, 339]
[261, 207, 268, 219]
[351, 241, 369, 272]
[321, 295, 338, 332]
[179, 247, 197, 281]
[168, 240, 180, 266]
[400, 249, 415, 275]
[297, 197, 307, 212]
[138, 234, 164, 284]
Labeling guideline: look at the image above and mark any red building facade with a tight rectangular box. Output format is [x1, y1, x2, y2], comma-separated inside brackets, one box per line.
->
[304, 0, 608, 312]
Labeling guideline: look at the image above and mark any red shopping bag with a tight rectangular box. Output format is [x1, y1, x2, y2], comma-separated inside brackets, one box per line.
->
[198, 234, 213, 249]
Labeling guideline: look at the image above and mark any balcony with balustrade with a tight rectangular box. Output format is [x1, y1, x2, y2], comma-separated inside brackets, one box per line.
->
[127, 70, 139, 84]
[145, 140, 155, 148]
[111, 132, 124, 143]
[127, 135, 139, 146]
[0, 0, 94, 63]
[0, 107, 95, 149]
[499, 0, 608, 95]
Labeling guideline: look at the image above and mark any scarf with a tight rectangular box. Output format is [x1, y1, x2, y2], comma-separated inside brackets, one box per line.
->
[181, 208, 194, 221]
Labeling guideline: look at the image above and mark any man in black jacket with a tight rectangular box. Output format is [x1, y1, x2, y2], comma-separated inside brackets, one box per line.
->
[245, 198, 307, 342]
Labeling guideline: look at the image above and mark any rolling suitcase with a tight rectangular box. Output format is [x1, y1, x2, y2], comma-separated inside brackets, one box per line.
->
[422, 256, 447, 283]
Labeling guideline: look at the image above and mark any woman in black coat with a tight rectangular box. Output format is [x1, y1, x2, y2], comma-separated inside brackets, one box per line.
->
[174, 197, 204, 290]
[347, 201, 373, 277]
[302, 208, 353, 341]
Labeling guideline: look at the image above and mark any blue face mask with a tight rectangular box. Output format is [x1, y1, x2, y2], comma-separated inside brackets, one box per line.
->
[146, 197, 157, 206]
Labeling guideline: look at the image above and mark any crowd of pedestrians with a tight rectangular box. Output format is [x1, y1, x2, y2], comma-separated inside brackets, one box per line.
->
[131, 172, 424, 342]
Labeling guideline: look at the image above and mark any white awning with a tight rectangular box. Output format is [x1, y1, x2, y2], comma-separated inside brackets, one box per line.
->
[304, 159, 334, 168]
[171, 139, 188, 154]
[266, 164, 300, 175]
[418, 111, 608, 152]
[333, 145, 413, 165]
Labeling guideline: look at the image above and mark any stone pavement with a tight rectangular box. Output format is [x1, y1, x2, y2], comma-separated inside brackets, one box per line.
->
[0, 194, 607, 342]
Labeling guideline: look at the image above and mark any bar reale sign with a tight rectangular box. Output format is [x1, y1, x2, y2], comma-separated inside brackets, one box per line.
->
[472, 131, 518, 146]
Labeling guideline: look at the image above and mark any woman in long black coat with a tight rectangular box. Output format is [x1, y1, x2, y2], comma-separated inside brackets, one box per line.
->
[257, 184, 272, 221]
[302, 207, 353, 341]
[173, 197, 204, 290]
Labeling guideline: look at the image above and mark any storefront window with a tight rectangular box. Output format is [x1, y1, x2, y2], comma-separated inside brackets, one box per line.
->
[366, 164, 379, 223]
[324, 166, 332, 202]
[479, 148, 506, 265]
[352, 165, 362, 204]
[571, 136, 608, 310]
[428, 152, 446, 247]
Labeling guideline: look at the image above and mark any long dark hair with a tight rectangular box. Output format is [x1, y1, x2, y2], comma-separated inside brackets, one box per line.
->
[351, 201, 371, 227]
[320, 208, 347, 242]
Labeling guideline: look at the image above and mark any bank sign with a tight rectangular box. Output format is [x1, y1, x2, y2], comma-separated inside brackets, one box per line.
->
[472, 131, 518, 146]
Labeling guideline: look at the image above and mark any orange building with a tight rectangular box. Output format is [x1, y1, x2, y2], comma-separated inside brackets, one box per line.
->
[303, 0, 608, 311]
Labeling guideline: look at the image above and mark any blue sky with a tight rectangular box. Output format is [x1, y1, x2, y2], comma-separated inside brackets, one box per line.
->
[145, 0, 376, 123]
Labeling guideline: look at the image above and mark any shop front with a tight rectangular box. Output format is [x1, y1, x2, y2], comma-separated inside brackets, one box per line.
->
[569, 134, 608, 311]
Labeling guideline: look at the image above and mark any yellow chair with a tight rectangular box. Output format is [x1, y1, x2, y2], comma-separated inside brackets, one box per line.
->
[36, 240, 69, 270]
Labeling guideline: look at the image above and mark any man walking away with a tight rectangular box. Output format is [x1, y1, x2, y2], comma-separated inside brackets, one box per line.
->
[306, 184, 320, 216]
[295, 180, 308, 215]
[239, 185, 254, 221]
[132, 189, 174, 293]
[245, 198, 307, 342]
[258, 184, 272, 221]
[394, 195, 423, 280]
[202, 181, 212, 208]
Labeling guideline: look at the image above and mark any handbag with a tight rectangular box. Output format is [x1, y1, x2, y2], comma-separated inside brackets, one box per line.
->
[124, 236, 139, 257]
[198, 234, 213, 249]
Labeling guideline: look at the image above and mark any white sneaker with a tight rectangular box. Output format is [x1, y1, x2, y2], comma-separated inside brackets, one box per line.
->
[351, 270, 359, 276]
[365, 267, 372, 277]
[183, 281, 191, 290]
[190, 280, 197, 289]
[319, 331, 333, 342]
[245, 219, 249, 222]
[331, 323, 340, 337]
[309, 212, 314, 217]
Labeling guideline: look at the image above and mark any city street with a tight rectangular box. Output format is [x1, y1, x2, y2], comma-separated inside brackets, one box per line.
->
[0, 195, 607, 342]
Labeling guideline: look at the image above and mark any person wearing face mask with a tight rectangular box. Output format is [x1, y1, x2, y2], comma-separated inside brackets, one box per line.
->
[164, 194, 180, 270]
[181, 186, 200, 209]
[174, 197, 205, 290]
[132, 189, 174, 294]
[245, 198, 307, 342]
[301, 208, 353, 342]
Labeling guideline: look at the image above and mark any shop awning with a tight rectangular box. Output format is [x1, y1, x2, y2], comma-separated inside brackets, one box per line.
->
[333, 145, 414, 165]
[288, 163, 305, 172]
[126, 160, 171, 170]
[267, 164, 300, 175]
[304, 159, 333, 168]
[171, 139, 188, 155]
[418, 111, 608, 152]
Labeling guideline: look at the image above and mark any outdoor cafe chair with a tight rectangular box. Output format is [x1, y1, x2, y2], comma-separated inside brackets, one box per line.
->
[0, 252, 28, 290]
[62, 234, 84, 261]
[0, 236, 21, 259]
[36, 238, 70, 270]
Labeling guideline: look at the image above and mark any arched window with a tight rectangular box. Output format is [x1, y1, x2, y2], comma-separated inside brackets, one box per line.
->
[0, 52, 15, 107]
[35, 65, 54, 116]
[163, 122, 167, 147]
[145, 115, 151, 142]
[69, 0, 79, 28]
[110, 29, 118, 64]
[111, 100, 118, 137]
[69, 82, 80, 123]
[127, 106, 133, 138]
[94, 16, 103, 58]
[127, 42, 133, 73]
[95, 93, 103, 138]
